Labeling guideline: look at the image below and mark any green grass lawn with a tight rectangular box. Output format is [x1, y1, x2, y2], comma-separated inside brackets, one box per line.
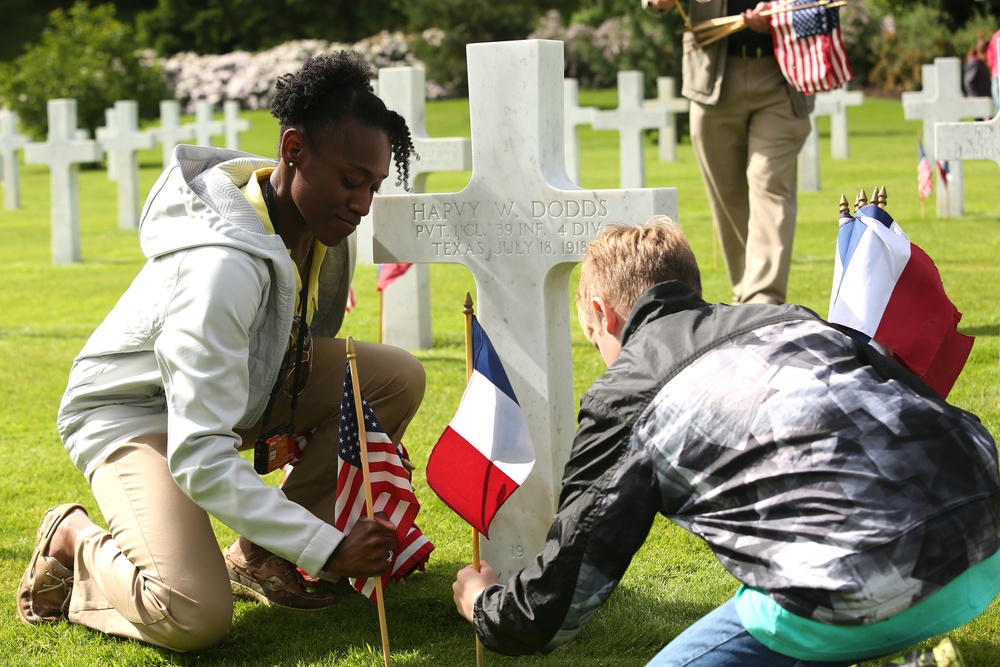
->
[1, 92, 999, 666]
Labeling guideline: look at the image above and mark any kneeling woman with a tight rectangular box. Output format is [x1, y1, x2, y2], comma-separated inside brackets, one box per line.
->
[18, 52, 425, 651]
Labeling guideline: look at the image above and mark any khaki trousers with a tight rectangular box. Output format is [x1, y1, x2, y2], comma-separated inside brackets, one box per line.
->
[690, 56, 811, 305]
[69, 338, 425, 651]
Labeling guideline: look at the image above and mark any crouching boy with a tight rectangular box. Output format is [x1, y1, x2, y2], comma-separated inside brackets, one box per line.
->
[452, 217, 1000, 665]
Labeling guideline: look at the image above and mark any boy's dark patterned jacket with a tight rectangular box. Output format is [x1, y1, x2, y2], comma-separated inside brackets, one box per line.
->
[474, 281, 1000, 655]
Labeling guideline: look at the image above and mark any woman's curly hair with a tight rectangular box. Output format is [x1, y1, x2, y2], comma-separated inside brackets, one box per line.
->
[270, 51, 416, 190]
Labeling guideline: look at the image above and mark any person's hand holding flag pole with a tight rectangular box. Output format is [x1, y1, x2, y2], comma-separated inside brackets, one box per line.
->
[346, 336, 392, 667]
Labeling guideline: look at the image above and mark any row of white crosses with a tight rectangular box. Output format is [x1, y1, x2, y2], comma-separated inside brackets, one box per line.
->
[799, 86, 865, 193]
[4, 99, 251, 264]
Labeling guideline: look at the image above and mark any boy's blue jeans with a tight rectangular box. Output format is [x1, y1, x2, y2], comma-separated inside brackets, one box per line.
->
[646, 600, 854, 667]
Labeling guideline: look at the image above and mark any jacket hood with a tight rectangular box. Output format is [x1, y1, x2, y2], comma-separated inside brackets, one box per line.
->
[138, 144, 290, 265]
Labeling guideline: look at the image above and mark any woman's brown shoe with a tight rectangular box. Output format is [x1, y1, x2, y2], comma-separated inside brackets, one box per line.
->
[17, 504, 88, 625]
[224, 545, 336, 611]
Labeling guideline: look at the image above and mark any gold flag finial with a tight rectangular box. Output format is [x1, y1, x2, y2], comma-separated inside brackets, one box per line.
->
[857, 188, 868, 208]
[839, 194, 851, 216]
[877, 185, 887, 209]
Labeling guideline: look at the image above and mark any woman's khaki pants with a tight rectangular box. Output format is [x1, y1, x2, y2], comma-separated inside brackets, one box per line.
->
[67, 338, 425, 651]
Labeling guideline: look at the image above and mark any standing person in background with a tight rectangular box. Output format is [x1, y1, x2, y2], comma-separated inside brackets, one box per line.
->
[964, 39, 991, 100]
[965, 39, 993, 122]
[17, 52, 426, 651]
[641, 0, 812, 305]
[986, 29, 1000, 113]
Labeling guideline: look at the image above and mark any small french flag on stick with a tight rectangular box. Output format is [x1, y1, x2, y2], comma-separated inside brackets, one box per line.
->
[427, 317, 534, 537]
[828, 203, 974, 398]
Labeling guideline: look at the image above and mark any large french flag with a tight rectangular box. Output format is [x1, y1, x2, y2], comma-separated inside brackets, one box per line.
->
[426, 317, 534, 537]
[828, 203, 974, 398]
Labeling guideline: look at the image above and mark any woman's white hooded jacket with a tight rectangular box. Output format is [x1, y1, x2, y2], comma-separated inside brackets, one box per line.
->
[57, 145, 356, 576]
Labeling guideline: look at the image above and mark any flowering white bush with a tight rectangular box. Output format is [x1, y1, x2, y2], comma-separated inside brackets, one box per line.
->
[160, 31, 433, 112]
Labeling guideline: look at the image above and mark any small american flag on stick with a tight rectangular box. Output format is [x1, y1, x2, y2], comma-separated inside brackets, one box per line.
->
[917, 141, 934, 200]
[336, 362, 433, 600]
[770, 0, 852, 93]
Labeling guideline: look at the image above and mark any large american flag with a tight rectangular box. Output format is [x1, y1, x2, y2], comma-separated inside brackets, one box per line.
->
[917, 141, 934, 200]
[337, 362, 433, 600]
[770, 0, 852, 94]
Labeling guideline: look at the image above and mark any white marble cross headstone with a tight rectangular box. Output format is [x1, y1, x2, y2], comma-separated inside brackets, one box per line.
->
[0, 110, 29, 210]
[358, 67, 473, 351]
[156, 100, 195, 166]
[96, 100, 155, 230]
[591, 70, 667, 188]
[812, 86, 863, 159]
[223, 100, 251, 150]
[24, 99, 101, 265]
[372, 40, 677, 575]
[563, 78, 596, 185]
[798, 113, 821, 193]
[194, 100, 225, 147]
[648, 77, 689, 163]
[101, 107, 119, 182]
[902, 57, 993, 217]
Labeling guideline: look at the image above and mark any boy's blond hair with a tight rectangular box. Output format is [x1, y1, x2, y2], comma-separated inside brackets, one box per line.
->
[576, 216, 701, 343]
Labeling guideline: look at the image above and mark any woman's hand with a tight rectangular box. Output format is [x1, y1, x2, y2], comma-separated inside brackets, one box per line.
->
[453, 560, 501, 622]
[324, 513, 397, 577]
[743, 2, 772, 33]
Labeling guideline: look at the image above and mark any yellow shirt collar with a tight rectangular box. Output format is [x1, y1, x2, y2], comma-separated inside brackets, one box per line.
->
[242, 167, 327, 323]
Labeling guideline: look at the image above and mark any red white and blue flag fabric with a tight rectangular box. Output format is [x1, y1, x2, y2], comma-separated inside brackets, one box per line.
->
[336, 363, 433, 600]
[917, 141, 934, 200]
[377, 263, 412, 292]
[937, 159, 951, 188]
[770, 0, 853, 94]
[345, 283, 357, 313]
[828, 204, 974, 398]
[426, 317, 534, 537]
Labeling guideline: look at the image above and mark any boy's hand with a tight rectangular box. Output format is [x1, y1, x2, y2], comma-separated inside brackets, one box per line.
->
[453, 560, 501, 622]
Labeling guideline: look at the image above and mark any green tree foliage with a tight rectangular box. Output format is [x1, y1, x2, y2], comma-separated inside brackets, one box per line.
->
[838, 2, 883, 89]
[136, 0, 409, 55]
[407, 0, 541, 97]
[869, 4, 957, 92]
[0, 2, 168, 140]
[869, 0, 1000, 27]
[571, 0, 683, 94]
[0, 0, 65, 61]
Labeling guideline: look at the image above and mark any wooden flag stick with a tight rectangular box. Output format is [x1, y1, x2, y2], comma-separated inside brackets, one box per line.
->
[688, 0, 847, 49]
[346, 336, 391, 667]
[463, 291, 485, 667]
[691, 0, 846, 31]
[694, 21, 746, 48]
[674, 0, 693, 32]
